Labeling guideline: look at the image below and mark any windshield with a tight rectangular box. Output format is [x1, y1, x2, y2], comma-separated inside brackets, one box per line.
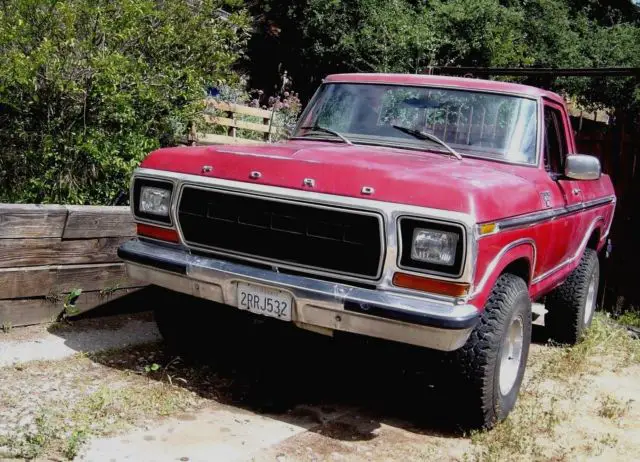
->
[294, 83, 538, 165]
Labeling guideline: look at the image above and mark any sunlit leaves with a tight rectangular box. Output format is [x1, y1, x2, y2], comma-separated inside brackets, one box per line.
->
[0, 0, 251, 204]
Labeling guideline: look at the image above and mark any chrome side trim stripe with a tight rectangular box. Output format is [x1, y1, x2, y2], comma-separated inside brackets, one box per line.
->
[482, 195, 615, 234]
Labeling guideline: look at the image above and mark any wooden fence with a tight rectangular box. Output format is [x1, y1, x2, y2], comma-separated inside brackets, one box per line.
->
[574, 120, 640, 312]
[0, 205, 144, 327]
[187, 99, 276, 146]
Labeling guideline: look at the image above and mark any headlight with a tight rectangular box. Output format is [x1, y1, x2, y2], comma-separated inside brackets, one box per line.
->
[139, 186, 171, 216]
[411, 228, 458, 266]
[398, 218, 465, 277]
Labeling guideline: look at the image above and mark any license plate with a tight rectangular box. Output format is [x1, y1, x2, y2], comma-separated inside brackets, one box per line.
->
[237, 282, 293, 321]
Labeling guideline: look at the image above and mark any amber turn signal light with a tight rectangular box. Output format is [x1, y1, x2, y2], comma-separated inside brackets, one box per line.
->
[136, 223, 179, 243]
[392, 272, 469, 297]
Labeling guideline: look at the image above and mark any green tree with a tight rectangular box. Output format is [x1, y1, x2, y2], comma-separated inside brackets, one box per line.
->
[0, 0, 250, 204]
[248, 0, 640, 113]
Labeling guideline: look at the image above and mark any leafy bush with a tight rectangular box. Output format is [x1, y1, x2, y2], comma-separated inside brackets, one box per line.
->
[0, 0, 250, 204]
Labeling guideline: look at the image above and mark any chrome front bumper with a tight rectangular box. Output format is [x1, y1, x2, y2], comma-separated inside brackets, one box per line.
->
[118, 239, 478, 351]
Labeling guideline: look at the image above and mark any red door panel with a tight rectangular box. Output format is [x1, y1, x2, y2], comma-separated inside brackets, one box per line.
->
[541, 101, 583, 269]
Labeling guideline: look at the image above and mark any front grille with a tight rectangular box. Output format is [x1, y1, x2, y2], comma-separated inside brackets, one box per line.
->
[178, 187, 384, 279]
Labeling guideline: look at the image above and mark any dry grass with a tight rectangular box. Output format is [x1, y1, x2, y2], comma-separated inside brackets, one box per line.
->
[466, 314, 640, 462]
[597, 394, 632, 420]
[466, 369, 568, 462]
[1, 313, 638, 461]
[0, 353, 203, 460]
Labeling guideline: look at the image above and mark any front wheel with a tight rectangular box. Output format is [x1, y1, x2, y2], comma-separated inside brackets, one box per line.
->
[452, 273, 532, 429]
[545, 248, 599, 345]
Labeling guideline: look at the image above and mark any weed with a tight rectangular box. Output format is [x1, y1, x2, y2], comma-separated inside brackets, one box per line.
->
[466, 314, 640, 462]
[1, 322, 11, 333]
[467, 377, 563, 462]
[144, 363, 161, 374]
[63, 429, 88, 460]
[617, 309, 640, 328]
[0, 356, 201, 460]
[586, 433, 620, 456]
[100, 281, 122, 297]
[541, 314, 640, 379]
[1, 412, 57, 459]
[598, 433, 619, 447]
[598, 395, 632, 420]
[62, 288, 83, 318]
[142, 357, 188, 387]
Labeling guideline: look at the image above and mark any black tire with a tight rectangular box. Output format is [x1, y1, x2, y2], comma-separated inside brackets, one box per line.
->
[545, 248, 599, 345]
[153, 287, 243, 360]
[452, 273, 532, 429]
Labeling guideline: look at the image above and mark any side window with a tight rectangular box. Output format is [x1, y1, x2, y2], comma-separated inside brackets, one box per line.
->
[543, 106, 568, 174]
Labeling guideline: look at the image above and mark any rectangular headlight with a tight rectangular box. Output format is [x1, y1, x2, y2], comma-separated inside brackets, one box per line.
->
[139, 186, 171, 216]
[411, 228, 459, 266]
[398, 217, 465, 277]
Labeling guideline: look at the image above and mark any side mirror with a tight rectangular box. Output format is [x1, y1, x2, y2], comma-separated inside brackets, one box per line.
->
[564, 154, 601, 181]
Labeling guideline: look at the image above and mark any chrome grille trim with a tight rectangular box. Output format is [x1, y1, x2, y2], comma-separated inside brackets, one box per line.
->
[176, 183, 386, 282]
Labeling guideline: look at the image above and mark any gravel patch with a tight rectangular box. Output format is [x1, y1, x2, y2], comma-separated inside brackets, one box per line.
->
[0, 312, 160, 367]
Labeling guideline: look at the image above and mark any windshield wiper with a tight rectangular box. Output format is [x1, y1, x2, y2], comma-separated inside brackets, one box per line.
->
[391, 125, 462, 160]
[297, 125, 353, 145]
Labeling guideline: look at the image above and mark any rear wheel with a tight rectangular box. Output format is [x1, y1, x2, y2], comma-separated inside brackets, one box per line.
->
[452, 273, 532, 429]
[545, 249, 599, 345]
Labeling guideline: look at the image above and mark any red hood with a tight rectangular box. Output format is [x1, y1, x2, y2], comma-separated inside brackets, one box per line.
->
[141, 140, 541, 222]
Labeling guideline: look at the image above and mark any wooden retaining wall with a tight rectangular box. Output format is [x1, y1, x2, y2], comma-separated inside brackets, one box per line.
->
[0, 205, 145, 327]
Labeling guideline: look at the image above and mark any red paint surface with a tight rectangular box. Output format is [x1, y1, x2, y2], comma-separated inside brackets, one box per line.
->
[138, 74, 616, 312]
[142, 141, 544, 223]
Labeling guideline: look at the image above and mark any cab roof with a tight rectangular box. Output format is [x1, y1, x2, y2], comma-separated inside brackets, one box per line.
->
[324, 73, 566, 105]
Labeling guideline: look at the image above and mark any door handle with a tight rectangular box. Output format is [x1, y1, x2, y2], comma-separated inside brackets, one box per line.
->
[572, 188, 581, 196]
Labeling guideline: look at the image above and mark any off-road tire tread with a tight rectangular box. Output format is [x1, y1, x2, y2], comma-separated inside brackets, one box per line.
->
[453, 273, 531, 429]
[545, 248, 599, 345]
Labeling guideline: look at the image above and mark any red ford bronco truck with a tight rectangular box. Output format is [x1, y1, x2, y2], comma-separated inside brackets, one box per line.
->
[118, 74, 616, 428]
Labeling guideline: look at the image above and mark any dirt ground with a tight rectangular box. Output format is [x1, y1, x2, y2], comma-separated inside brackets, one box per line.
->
[0, 312, 638, 461]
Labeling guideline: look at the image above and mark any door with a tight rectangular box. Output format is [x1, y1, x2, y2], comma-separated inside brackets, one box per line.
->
[541, 101, 584, 264]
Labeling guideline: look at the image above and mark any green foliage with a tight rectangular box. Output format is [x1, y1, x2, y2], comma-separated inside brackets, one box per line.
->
[144, 363, 161, 373]
[249, 0, 640, 110]
[617, 309, 640, 328]
[63, 288, 83, 317]
[0, 0, 250, 204]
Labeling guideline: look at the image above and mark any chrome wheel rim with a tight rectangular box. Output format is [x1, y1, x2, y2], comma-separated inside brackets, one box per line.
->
[499, 316, 524, 396]
[584, 273, 597, 324]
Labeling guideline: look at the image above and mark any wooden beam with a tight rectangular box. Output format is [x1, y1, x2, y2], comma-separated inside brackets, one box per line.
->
[68, 287, 140, 315]
[63, 206, 135, 239]
[0, 288, 139, 327]
[0, 237, 132, 268]
[0, 263, 143, 299]
[206, 100, 274, 119]
[0, 204, 68, 239]
[0, 298, 61, 327]
[204, 115, 271, 133]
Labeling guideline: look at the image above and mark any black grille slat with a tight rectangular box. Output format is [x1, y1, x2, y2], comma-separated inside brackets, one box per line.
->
[178, 188, 383, 279]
